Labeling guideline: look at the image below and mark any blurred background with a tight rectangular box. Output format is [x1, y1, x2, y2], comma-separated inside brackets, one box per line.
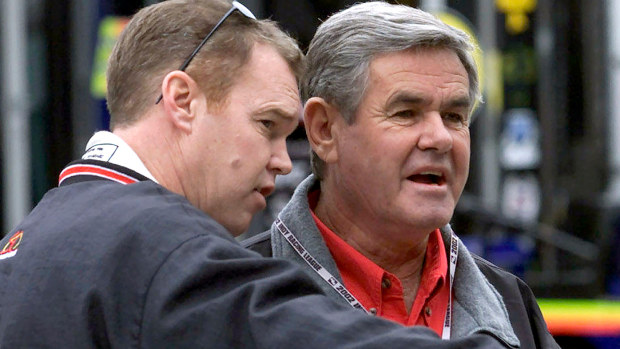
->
[1, 0, 619, 347]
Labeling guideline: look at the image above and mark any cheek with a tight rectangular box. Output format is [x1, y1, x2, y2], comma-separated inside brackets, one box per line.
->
[341, 126, 393, 162]
[455, 140, 470, 169]
[231, 158, 242, 169]
[452, 134, 471, 191]
[237, 138, 274, 178]
[227, 133, 268, 170]
[338, 138, 378, 180]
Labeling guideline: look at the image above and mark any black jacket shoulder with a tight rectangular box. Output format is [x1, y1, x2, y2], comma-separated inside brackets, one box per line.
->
[472, 255, 557, 349]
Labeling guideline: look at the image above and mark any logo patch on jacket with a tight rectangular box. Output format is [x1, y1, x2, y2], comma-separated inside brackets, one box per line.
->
[0, 230, 23, 260]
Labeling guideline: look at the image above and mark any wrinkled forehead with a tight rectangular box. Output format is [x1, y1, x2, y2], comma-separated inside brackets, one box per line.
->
[365, 48, 469, 98]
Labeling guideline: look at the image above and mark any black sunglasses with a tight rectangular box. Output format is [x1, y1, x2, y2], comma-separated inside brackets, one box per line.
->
[155, 1, 257, 104]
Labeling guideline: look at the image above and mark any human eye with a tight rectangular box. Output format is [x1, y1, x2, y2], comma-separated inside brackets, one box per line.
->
[388, 107, 422, 121]
[386, 108, 423, 126]
[392, 109, 414, 118]
[442, 112, 468, 127]
[258, 117, 291, 141]
[259, 119, 275, 130]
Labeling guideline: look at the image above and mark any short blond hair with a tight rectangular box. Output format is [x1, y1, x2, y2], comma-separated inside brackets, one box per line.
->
[106, 0, 304, 129]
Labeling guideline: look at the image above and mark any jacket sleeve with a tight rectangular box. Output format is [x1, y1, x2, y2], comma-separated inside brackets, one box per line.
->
[516, 278, 561, 349]
[139, 233, 507, 349]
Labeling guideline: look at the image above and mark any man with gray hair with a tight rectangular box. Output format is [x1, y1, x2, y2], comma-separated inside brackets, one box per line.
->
[245, 2, 559, 348]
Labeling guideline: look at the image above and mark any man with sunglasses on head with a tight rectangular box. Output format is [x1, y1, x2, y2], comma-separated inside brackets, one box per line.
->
[0, 0, 506, 347]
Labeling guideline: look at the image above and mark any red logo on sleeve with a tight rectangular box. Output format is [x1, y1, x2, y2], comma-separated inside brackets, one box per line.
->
[0, 230, 23, 260]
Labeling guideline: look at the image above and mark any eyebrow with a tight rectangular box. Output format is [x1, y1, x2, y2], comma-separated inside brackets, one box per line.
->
[386, 91, 471, 110]
[258, 106, 301, 127]
[386, 92, 426, 107]
[442, 96, 471, 110]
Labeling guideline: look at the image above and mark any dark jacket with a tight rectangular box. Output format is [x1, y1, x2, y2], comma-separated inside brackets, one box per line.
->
[0, 160, 505, 348]
[243, 175, 559, 349]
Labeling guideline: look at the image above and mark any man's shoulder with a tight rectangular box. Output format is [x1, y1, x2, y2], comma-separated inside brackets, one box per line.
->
[469, 253, 541, 309]
[91, 181, 213, 222]
[7, 179, 239, 289]
[41, 179, 232, 246]
[241, 230, 273, 257]
[470, 253, 559, 348]
[470, 254, 525, 288]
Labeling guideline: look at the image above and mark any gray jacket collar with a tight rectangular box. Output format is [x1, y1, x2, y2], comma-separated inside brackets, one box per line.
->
[270, 175, 520, 348]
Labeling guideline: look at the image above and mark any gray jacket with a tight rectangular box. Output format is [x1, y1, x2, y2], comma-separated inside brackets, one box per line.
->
[244, 175, 560, 349]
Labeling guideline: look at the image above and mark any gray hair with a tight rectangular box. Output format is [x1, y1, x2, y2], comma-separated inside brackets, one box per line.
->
[302, 1, 481, 180]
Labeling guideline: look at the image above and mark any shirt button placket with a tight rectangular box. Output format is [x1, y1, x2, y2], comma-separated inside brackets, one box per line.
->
[381, 277, 391, 289]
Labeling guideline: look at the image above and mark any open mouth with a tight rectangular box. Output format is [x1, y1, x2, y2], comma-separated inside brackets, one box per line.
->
[407, 172, 446, 185]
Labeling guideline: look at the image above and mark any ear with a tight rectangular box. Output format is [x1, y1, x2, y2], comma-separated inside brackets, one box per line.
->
[304, 97, 340, 164]
[159, 71, 203, 133]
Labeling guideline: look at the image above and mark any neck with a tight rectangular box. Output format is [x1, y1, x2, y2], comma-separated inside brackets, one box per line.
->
[113, 116, 185, 196]
[314, 188, 431, 309]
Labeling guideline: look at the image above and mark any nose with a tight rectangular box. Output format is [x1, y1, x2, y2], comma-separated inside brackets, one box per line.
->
[269, 140, 293, 175]
[417, 112, 453, 153]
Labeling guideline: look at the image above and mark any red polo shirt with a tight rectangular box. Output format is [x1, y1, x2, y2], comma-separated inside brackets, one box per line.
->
[309, 191, 450, 336]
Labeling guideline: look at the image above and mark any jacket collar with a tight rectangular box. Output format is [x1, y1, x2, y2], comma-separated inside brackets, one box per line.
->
[270, 176, 344, 296]
[440, 225, 520, 347]
[270, 174, 520, 348]
[58, 159, 151, 187]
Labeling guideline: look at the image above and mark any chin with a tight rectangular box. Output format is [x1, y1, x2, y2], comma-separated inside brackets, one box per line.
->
[220, 217, 251, 237]
[404, 213, 452, 232]
[230, 224, 250, 237]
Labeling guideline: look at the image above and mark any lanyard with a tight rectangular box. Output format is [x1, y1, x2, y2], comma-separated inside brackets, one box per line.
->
[275, 217, 458, 339]
[442, 226, 458, 340]
[274, 218, 367, 313]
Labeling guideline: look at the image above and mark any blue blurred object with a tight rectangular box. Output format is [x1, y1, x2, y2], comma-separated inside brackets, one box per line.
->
[460, 235, 485, 256]
[483, 233, 535, 278]
[459, 233, 535, 278]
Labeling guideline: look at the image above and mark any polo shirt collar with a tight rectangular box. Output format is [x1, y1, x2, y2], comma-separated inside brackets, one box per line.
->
[82, 131, 158, 183]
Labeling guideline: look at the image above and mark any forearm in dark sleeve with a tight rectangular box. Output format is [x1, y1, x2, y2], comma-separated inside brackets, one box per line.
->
[139, 234, 507, 349]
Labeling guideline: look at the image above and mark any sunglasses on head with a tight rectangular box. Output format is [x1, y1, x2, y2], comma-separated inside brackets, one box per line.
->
[155, 1, 256, 104]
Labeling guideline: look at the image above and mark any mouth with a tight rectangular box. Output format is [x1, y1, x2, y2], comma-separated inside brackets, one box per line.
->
[407, 171, 446, 186]
[251, 189, 269, 211]
[255, 185, 275, 198]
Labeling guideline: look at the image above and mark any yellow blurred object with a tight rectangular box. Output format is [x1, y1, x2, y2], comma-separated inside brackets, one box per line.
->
[435, 10, 484, 111]
[90, 16, 129, 99]
[495, 0, 537, 35]
[496, 0, 537, 13]
[485, 50, 504, 115]
[538, 298, 620, 336]
[506, 13, 529, 34]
